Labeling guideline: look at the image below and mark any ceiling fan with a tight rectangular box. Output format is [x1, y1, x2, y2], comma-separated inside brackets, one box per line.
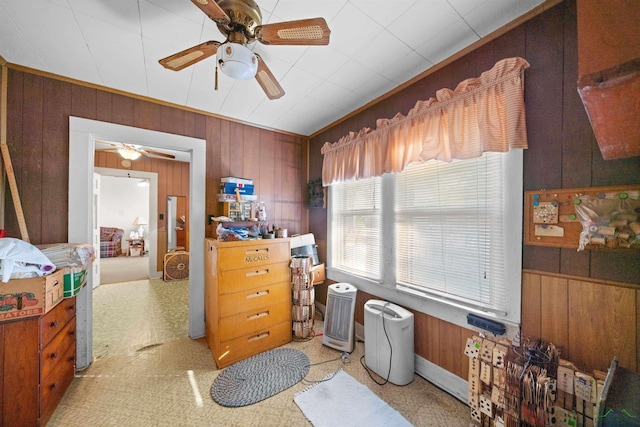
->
[158, 0, 331, 100]
[96, 140, 176, 161]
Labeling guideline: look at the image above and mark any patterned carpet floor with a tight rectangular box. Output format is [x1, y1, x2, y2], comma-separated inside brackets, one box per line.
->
[48, 279, 470, 426]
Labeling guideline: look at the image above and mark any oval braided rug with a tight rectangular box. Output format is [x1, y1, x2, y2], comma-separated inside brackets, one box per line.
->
[210, 348, 310, 407]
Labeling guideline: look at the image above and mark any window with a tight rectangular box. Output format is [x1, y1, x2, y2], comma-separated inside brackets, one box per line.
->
[328, 150, 523, 326]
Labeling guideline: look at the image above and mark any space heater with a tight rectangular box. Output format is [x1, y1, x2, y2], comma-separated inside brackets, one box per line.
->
[322, 283, 357, 353]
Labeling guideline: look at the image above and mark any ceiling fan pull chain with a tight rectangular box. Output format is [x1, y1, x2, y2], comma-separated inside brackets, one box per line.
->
[215, 64, 219, 91]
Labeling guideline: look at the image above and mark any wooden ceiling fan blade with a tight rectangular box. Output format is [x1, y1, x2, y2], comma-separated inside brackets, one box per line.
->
[140, 149, 176, 159]
[159, 41, 221, 71]
[255, 55, 285, 100]
[255, 18, 330, 46]
[190, 0, 230, 24]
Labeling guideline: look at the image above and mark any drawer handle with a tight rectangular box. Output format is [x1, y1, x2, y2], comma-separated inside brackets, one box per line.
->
[50, 351, 58, 360]
[246, 248, 268, 254]
[52, 280, 60, 287]
[247, 311, 268, 321]
[247, 290, 269, 299]
[50, 382, 57, 391]
[69, 329, 76, 336]
[50, 320, 58, 328]
[248, 332, 269, 342]
[67, 304, 75, 311]
[246, 269, 268, 277]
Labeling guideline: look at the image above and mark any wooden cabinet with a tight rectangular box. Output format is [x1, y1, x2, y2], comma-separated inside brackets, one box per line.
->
[205, 238, 291, 369]
[0, 296, 76, 426]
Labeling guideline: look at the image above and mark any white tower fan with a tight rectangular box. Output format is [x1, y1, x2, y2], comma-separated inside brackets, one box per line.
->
[364, 300, 414, 385]
[322, 283, 357, 353]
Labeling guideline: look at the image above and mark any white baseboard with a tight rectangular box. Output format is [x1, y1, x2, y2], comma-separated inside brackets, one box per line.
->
[414, 355, 468, 403]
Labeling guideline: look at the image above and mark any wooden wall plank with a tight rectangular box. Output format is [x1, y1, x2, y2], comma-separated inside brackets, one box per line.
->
[567, 279, 636, 372]
[112, 93, 134, 127]
[42, 78, 70, 243]
[521, 272, 542, 340]
[438, 320, 463, 378]
[540, 275, 568, 354]
[70, 84, 96, 120]
[561, 1, 593, 189]
[523, 2, 565, 191]
[21, 72, 43, 242]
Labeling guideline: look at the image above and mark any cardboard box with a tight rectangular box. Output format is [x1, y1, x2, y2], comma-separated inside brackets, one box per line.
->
[311, 263, 326, 285]
[63, 268, 87, 298]
[221, 182, 255, 195]
[0, 269, 64, 323]
[221, 177, 254, 185]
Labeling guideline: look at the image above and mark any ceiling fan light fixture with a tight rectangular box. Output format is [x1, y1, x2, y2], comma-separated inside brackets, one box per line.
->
[216, 42, 258, 80]
[118, 148, 142, 160]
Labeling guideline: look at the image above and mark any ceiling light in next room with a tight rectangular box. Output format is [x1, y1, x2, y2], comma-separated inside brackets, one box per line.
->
[118, 148, 142, 160]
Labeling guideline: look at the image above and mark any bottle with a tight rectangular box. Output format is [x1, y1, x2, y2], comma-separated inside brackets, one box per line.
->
[256, 202, 267, 221]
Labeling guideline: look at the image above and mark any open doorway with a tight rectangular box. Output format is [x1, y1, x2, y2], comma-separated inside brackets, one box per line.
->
[68, 117, 206, 370]
[96, 172, 157, 284]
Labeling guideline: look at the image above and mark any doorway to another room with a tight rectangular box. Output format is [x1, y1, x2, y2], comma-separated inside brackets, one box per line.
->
[96, 172, 155, 285]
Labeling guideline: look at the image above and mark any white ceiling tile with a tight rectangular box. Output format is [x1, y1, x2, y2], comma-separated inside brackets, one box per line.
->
[293, 46, 347, 80]
[350, 0, 416, 27]
[139, 0, 203, 49]
[0, 6, 48, 70]
[307, 80, 354, 105]
[328, 3, 385, 58]
[67, 0, 142, 34]
[387, 1, 460, 50]
[268, 1, 346, 23]
[463, 0, 544, 37]
[415, 19, 479, 65]
[354, 30, 413, 72]
[379, 50, 432, 85]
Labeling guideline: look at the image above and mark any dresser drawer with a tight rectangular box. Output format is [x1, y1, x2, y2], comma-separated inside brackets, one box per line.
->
[41, 317, 76, 382]
[218, 262, 290, 295]
[215, 321, 292, 369]
[40, 297, 76, 348]
[218, 240, 290, 270]
[40, 342, 75, 422]
[219, 281, 290, 318]
[219, 301, 291, 342]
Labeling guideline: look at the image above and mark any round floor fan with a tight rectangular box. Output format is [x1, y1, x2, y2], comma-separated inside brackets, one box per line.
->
[163, 251, 189, 281]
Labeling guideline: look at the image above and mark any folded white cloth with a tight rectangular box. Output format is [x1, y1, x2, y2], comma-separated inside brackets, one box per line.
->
[0, 238, 56, 282]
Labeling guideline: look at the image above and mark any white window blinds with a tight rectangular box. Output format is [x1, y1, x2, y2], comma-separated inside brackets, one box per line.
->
[329, 177, 382, 280]
[395, 152, 507, 314]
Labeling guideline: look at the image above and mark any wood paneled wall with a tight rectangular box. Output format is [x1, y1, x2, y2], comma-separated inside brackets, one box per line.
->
[522, 271, 639, 373]
[309, 0, 640, 379]
[2, 68, 309, 247]
[94, 151, 190, 270]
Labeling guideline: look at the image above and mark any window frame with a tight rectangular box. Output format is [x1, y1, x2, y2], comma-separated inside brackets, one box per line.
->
[326, 149, 523, 334]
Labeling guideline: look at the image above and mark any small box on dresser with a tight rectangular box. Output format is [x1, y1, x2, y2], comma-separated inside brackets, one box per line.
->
[205, 238, 292, 369]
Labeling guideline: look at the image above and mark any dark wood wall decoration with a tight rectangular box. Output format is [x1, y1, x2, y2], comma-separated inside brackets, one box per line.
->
[310, 0, 640, 377]
[3, 68, 309, 247]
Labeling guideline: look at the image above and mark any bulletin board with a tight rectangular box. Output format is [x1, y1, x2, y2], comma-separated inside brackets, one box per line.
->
[524, 185, 640, 251]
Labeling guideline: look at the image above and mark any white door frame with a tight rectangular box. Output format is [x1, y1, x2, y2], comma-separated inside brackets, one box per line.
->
[68, 117, 206, 370]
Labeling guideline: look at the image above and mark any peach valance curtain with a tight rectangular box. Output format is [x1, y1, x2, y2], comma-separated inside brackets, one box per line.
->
[321, 57, 530, 186]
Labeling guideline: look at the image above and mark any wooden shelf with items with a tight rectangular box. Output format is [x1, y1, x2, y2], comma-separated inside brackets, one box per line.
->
[524, 185, 640, 251]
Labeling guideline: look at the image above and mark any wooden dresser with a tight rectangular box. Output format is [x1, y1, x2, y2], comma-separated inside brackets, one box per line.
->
[0, 294, 76, 426]
[205, 238, 291, 368]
